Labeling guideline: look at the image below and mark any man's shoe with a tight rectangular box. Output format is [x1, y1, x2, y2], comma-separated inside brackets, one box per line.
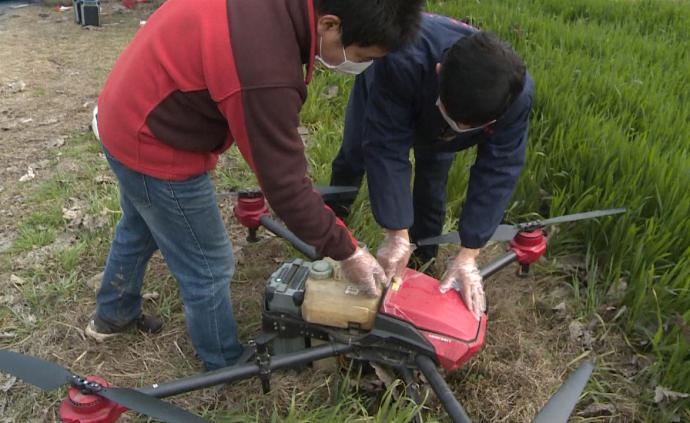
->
[85, 313, 163, 342]
[135, 314, 163, 333]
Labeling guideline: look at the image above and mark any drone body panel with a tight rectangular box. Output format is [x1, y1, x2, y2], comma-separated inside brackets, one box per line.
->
[380, 268, 486, 371]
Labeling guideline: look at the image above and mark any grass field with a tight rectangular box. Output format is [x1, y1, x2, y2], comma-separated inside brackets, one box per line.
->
[439, 0, 690, 409]
[301, 0, 690, 419]
[1, 0, 688, 422]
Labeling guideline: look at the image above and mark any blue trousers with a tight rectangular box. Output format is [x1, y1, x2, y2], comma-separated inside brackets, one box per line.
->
[329, 140, 455, 262]
[96, 146, 243, 370]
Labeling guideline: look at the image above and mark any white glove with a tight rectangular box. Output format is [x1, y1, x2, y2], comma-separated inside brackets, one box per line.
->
[339, 247, 387, 297]
[376, 229, 413, 285]
[439, 249, 485, 320]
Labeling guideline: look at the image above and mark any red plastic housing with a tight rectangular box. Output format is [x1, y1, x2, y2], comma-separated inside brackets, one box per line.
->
[509, 229, 547, 264]
[59, 376, 126, 423]
[233, 193, 269, 229]
[380, 269, 485, 371]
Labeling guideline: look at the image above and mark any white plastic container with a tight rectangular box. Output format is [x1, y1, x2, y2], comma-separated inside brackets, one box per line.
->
[302, 259, 380, 330]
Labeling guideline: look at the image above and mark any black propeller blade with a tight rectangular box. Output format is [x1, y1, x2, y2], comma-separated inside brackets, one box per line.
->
[316, 185, 359, 196]
[99, 386, 209, 423]
[416, 208, 626, 246]
[415, 231, 461, 247]
[530, 207, 627, 228]
[489, 224, 520, 242]
[532, 361, 594, 423]
[0, 349, 209, 423]
[0, 349, 74, 391]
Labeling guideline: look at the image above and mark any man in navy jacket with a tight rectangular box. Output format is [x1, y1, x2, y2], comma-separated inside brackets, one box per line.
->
[327, 14, 534, 319]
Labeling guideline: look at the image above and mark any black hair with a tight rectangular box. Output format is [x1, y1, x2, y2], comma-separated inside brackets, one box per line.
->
[439, 31, 526, 126]
[315, 0, 424, 51]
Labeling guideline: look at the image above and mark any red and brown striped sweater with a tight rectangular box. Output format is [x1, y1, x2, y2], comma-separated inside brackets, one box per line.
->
[97, 0, 357, 260]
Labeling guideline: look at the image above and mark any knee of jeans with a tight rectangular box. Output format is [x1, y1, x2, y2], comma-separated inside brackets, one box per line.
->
[182, 277, 230, 305]
[188, 254, 234, 292]
[213, 252, 235, 281]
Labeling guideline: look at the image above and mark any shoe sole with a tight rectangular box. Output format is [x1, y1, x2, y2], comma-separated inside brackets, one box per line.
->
[84, 320, 120, 342]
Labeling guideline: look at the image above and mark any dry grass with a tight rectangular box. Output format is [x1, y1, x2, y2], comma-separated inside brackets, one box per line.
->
[0, 3, 648, 422]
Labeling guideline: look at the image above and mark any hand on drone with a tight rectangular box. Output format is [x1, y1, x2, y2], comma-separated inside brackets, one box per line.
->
[376, 229, 414, 284]
[340, 246, 387, 297]
[440, 248, 485, 320]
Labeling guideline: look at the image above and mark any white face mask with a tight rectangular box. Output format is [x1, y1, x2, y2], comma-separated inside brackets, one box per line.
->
[316, 37, 373, 75]
[436, 98, 496, 134]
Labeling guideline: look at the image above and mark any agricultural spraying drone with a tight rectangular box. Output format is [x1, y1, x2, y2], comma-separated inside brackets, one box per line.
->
[0, 187, 625, 423]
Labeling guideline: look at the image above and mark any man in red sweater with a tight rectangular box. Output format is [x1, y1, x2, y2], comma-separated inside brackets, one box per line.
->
[87, 0, 424, 370]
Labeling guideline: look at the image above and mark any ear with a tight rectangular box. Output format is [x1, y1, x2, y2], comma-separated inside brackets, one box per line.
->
[316, 14, 342, 36]
[435, 63, 442, 75]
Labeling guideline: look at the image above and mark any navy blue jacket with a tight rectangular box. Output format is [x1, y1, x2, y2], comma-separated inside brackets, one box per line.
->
[344, 13, 534, 248]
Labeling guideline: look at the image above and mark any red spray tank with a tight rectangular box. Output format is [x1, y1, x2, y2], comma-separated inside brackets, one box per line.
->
[380, 269, 486, 371]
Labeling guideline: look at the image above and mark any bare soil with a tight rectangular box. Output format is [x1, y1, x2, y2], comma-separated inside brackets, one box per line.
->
[0, 3, 641, 422]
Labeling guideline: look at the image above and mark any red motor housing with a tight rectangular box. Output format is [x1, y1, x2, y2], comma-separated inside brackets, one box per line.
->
[509, 229, 547, 265]
[59, 376, 126, 423]
[233, 191, 269, 229]
[380, 269, 485, 371]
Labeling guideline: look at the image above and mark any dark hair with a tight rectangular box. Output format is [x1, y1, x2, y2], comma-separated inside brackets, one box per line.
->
[315, 0, 424, 51]
[439, 31, 526, 126]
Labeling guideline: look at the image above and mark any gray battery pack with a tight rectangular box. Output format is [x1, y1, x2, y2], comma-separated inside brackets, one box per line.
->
[73, 0, 83, 24]
[264, 259, 309, 316]
[80, 0, 100, 27]
[264, 259, 310, 354]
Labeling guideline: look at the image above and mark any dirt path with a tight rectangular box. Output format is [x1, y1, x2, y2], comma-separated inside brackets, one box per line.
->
[0, 3, 640, 422]
[0, 2, 149, 251]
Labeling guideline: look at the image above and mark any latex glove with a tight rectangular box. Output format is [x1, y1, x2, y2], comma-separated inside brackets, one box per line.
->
[340, 247, 387, 297]
[439, 248, 485, 320]
[376, 229, 414, 284]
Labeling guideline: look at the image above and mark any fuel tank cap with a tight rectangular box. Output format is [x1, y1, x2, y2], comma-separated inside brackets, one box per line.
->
[309, 260, 333, 280]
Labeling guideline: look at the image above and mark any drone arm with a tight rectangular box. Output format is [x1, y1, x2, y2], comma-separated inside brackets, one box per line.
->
[478, 251, 519, 280]
[415, 354, 472, 423]
[259, 215, 322, 260]
[138, 343, 351, 398]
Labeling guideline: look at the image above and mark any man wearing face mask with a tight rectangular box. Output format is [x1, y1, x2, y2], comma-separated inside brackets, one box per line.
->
[87, 0, 424, 370]
[326, 14, 534, 320]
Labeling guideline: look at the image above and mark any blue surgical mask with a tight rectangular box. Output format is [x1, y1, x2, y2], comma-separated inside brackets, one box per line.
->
[316, 37, 373, 75]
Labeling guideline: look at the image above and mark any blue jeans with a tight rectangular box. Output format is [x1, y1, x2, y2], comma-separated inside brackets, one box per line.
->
[96, 146, 243, 370]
